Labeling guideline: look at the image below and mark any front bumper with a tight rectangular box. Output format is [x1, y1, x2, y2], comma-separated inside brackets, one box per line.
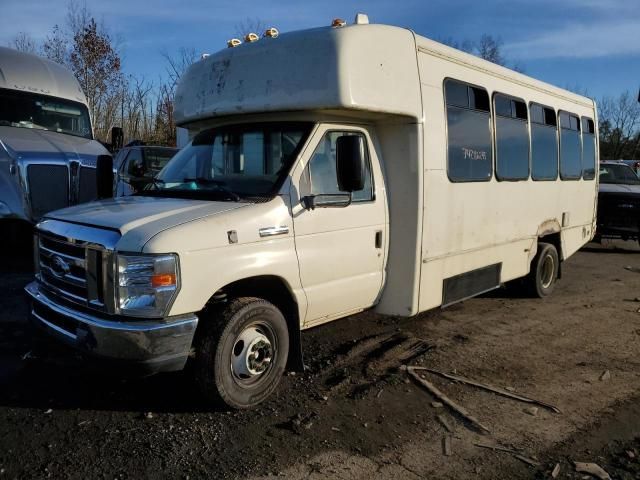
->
[25, 281, 198, 374]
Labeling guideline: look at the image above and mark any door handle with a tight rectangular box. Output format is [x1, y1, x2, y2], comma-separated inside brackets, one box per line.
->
[375, 230, 382, 249]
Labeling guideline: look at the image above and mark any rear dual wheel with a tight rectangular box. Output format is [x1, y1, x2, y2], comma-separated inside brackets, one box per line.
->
[195, 297, 289, 409]
[526, 242, 559, 298]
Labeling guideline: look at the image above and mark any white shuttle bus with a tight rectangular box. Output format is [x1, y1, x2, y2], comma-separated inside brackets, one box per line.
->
[26, 15, 598, 408]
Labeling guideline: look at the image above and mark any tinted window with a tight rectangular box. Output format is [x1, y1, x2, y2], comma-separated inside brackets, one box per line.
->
[531, 103, 558, 181]
[494, 94, 529, 181]
[305, 131, 373, 202]
[559, 112, 582, 180]
[126, 149, 144, 177]
[582, 117, 596, 180]
[445, 80, 493, 182]
[531, 124, 558, 180]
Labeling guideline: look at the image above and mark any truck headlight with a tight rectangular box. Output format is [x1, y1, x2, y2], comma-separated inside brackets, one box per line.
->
[116, 253, 179, 317]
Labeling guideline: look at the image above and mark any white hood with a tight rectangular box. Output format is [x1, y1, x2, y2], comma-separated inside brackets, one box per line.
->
[599, 183, 640, 195]
[45, 196, 249, 250]
[0, 126, 108, 165]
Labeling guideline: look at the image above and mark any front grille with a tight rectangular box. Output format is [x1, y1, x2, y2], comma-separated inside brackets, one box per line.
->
[597, 193, 640, 231]
[27, 164, 69, 220]
[38, 232, 105, 308]
[78, 166, 97, 204]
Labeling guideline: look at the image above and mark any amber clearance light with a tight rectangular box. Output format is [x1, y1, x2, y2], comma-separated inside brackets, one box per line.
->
[151, 273, 177, 288]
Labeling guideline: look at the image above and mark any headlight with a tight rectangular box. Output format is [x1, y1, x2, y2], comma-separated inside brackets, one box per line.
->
[116, 253, 179, 317]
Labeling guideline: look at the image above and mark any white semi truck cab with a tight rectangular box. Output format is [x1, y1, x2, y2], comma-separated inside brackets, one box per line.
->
[26, 16, 598, 408]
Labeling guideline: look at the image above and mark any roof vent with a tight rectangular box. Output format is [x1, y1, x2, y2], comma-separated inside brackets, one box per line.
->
[354, 13, 369, 25]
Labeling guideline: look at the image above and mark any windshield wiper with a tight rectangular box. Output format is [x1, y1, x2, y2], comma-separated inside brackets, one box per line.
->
[182, 177, 241, 201]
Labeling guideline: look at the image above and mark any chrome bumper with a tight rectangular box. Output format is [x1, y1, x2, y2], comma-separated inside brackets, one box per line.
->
[25, 281, 198, 373]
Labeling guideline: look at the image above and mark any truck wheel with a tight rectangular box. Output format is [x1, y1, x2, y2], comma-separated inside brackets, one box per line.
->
[526, 242, 559, 298]
[195, 297, 289, 409]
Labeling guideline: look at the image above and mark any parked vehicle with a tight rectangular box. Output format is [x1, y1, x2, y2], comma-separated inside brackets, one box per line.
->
[26, 15, 598, 409]
[113, 145, 178, 196]
[596, 161, 640, 244]
[620, 160, 640, 177]
[0, 47, 112, 251]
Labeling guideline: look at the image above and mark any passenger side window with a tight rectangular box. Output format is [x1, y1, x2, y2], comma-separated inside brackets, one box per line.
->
[304, 131, 373, 202]
[494, 94, 529, 180]
[445, 79, 493, 182]
[581, 117, 596, 180]
[125, 149, 145, 178]
[530, 103, 558, 181]
[559, 112, 582, 180]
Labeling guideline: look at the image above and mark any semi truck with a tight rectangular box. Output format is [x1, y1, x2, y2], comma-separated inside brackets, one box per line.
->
[0, 47, 112, 251]
[25, 15, 598, 408]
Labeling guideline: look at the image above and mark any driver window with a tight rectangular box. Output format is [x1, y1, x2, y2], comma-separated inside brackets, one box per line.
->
[304, 131, 373, 202]
[126, 149, 145, 178]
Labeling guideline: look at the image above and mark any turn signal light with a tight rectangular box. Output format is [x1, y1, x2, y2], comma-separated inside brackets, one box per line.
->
[151, 273, 177, 288]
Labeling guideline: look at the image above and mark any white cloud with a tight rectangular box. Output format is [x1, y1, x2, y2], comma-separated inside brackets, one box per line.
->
[505, 19, 640, 60]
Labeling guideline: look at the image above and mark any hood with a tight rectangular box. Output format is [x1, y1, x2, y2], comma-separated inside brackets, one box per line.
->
[0, 126, 108, 166]
[45, 196, 249, 249]
[599, 183, 640, 195]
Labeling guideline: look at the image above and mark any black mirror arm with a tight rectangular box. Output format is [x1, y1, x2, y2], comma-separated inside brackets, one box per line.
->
[302, 193, 352, 210]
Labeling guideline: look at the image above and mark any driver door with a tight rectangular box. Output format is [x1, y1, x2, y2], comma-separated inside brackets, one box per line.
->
[290, 125, 387, 326]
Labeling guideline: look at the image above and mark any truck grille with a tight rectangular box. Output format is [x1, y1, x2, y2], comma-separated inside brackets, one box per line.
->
[28, 164, 69, 220]
[38, 232, 108, 309]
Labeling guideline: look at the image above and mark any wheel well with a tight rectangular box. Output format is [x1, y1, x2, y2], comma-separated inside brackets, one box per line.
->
[201, 275, 304, 372]
[538, 232, 563, 278]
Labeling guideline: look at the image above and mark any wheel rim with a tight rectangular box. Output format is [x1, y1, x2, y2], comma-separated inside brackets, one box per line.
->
[230, 322, 276, 386]
[540, 253, 555, 289]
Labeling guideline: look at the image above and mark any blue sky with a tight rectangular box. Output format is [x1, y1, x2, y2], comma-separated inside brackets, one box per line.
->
[1, 0, 639, 100]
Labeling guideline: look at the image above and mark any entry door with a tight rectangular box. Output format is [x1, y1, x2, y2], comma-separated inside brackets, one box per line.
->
[290, 126, 387, 325]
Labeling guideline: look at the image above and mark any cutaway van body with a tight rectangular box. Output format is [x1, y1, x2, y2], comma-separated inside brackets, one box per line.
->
[26, 18, 598, 408]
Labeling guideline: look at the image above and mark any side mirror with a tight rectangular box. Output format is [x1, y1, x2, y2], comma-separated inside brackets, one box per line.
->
[336, 135, 366, 193]
[96, 155, 114, 199]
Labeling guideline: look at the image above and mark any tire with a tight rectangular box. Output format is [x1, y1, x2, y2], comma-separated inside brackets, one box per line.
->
[526, 242, 559, 298]
[195, 297, 289, 409]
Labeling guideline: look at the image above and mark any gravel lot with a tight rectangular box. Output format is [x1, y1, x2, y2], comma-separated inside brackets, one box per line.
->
[1, 240, 639, 479]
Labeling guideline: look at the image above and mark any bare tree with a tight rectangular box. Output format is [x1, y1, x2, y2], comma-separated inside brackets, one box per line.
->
[10, 32, 38, 53]
[438, 34, 524, 72]
[598, 91, 640, 160]
[69, 17, 122, 140]
[42, 25, 68, 65]
[234, 18, 268, 39]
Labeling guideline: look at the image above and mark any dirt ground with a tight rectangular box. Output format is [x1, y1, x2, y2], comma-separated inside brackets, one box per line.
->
[1, 239, 639, 480]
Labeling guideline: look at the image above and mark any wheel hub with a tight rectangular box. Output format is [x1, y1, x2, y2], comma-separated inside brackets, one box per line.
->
[231, 327, 274, 380]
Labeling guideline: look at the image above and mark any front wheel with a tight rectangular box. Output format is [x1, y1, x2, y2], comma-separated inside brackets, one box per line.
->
[195, 297, 289, 409]
[526, 242, 559, 298]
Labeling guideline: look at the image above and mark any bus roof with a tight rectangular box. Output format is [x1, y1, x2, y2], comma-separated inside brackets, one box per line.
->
[0, 47, 87, 105]
[175, 22, 594, 127]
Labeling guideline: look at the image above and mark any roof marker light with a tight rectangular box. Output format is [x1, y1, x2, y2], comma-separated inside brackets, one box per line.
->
[331, 18, 346, 28]
[244, 33, 259, 43]
[264, 27, 279, 38]
[201, 53, 210, 60]
[227, 38, 242, 48]
[354, 13, 369, 25]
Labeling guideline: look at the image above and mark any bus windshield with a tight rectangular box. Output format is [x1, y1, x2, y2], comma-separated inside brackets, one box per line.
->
[138, 122, 313, 202]
[0, 88, 92, 139]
